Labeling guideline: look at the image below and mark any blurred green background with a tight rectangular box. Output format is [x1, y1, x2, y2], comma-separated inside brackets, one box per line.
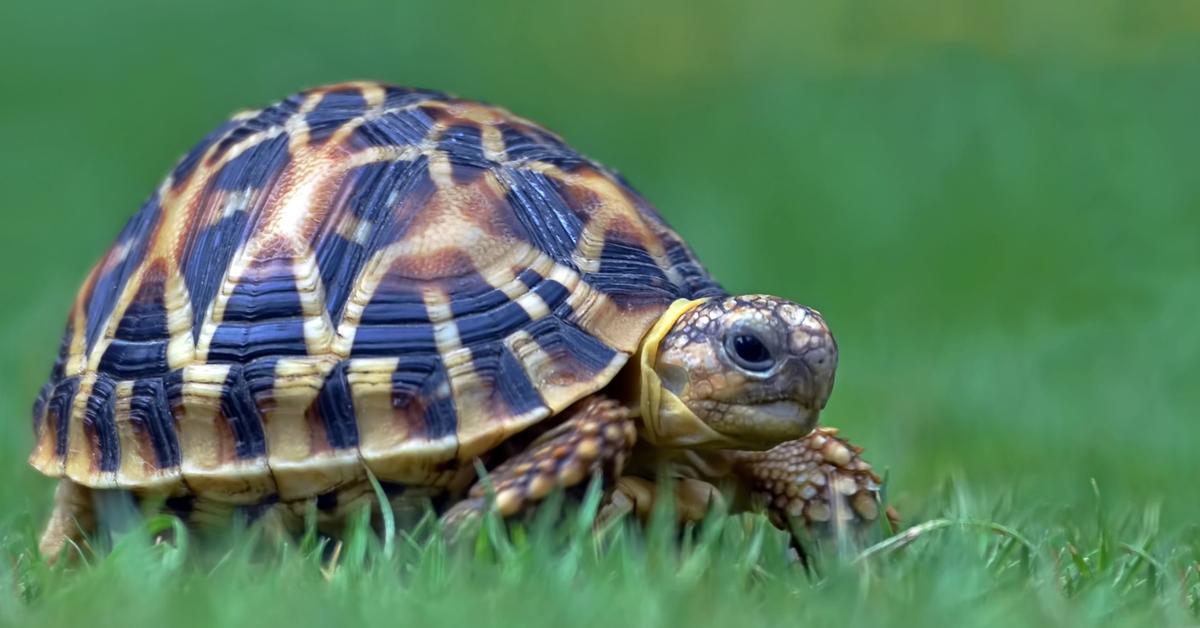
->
[1, 0, 1198, 528]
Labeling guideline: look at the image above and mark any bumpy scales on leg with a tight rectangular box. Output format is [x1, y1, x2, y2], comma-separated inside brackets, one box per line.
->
[442, 397, 637, 532]
[603, 427, 897, 541]
[728, 427, 899, 534]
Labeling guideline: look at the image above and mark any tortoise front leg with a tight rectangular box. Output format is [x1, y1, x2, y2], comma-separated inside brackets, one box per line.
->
[442, 396, 638, 531]
[727, 427, 899, 535]
[602, 428, 897, 539]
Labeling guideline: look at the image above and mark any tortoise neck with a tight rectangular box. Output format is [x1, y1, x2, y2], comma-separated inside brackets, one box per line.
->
[633, 297, 745, 448]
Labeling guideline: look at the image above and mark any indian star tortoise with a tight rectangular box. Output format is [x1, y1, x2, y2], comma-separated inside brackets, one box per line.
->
[30, 82, 896, 560]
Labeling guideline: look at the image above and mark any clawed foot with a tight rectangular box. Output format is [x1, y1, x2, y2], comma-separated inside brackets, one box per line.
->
[730, 427, 899, 551]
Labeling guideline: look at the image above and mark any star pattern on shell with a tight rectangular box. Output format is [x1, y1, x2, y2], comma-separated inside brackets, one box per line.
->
[29, 82, 726, 502]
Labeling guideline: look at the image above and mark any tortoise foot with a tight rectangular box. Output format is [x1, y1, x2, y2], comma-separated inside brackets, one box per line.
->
[730, 427, 900, 536]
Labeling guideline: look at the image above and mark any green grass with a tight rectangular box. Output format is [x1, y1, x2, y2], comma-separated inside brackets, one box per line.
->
[3, 0, 1200, 625]
[2, 485, 1198, 627]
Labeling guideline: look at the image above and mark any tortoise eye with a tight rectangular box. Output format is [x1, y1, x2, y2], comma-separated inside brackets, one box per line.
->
[728, 332, 774, 372]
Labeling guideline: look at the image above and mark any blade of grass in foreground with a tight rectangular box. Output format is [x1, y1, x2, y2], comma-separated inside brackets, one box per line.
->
[1, 483, 1197, 628]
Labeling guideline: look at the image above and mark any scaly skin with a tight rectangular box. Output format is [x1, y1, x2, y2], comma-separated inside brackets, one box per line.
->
[727, 428, 899, 533]
[441, 397, 638, 533]
[642, 296, 837, 449]
[599, 427, 896, 536]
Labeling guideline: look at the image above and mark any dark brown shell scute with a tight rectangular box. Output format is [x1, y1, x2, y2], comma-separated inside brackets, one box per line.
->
[30, 81, 723, 499]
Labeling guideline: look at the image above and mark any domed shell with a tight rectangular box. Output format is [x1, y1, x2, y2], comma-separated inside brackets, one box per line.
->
[30, 82, 724, 501]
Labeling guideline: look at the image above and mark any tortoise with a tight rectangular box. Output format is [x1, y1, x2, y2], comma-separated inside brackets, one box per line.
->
[30, 81, 893, 560]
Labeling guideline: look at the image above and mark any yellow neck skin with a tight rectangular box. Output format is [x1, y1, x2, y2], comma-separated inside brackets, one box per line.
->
[636, 298, 747, 449]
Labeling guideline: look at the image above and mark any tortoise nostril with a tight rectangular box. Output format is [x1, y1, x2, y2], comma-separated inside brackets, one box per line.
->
[796, 333, 838, 408]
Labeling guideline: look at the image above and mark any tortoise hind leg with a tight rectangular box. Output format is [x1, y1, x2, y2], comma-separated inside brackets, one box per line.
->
[39, 479, 97, 563]
[442, 396, 637, 531]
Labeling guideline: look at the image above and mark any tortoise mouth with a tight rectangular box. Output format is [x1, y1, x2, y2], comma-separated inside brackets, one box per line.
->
[751, 399, 808, 421]
[712, 399, 820, 448]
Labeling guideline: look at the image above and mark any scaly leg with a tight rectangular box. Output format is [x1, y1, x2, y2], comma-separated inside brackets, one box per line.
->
[602, 427, 897, 539]
[442, 397, 637, 531]
[39, 479, 97, 563]
[727, 427, 899, 535]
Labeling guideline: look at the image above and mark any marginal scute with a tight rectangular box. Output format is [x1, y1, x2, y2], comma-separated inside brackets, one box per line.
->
[83, 374, 120, 474]
[314, 360, 359, 449]
[29, 81, 726, 499]
[126, 378, 181, 470]
[352, 356, 460, 483]
[220, 363, 270, 460]
[173, 364, 276, 501]
[47, 376, 81, 460]
[508, 318, 625, 413]
[257, 356, 358, 499]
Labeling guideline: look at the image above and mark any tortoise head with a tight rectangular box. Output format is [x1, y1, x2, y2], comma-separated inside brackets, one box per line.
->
[636, 296, 837, 449]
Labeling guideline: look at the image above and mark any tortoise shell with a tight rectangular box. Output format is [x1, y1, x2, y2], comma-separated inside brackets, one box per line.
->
[30, 82, 725, 502]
